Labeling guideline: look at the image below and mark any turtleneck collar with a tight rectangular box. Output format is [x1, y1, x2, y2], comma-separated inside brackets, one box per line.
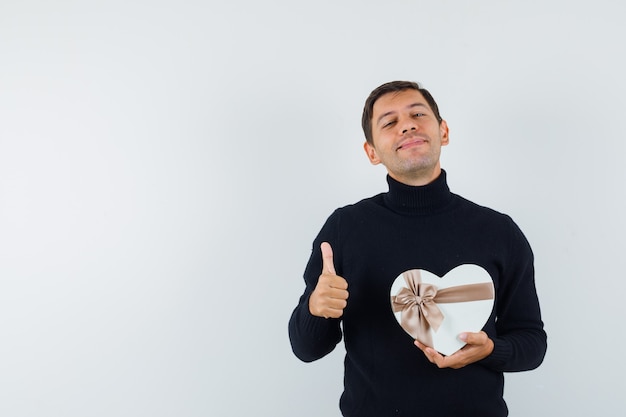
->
[383, 170, 454, 215]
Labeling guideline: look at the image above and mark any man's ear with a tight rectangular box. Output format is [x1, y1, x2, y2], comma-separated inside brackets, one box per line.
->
[440, 120, 450, 146]
[363, 141, 381, 165]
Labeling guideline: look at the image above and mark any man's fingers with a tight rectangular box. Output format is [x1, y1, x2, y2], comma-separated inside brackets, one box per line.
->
[326, 293, 348, 309]
[459, 331, 488, 346]
[413, 332, 493, 369]
[316, 278, 349, 297]
[309, 286, 348, 318]
[321, 242, 337, 275]
[322, 307, 345, 319]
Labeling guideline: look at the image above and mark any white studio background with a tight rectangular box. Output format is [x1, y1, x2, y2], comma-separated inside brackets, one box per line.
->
[0, 1, 624, 416]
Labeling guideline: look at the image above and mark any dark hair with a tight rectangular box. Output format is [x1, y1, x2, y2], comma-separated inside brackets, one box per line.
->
[361, 81, 443, 145]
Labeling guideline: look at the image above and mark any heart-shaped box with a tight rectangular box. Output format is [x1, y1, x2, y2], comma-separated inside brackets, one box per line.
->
[390, 264, 494, 356]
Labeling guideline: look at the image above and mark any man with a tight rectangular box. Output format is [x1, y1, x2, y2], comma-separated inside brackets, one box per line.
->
[288, 81, 547, 416]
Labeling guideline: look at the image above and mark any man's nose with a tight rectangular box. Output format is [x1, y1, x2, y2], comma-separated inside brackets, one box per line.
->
[400, 116, 418, 134]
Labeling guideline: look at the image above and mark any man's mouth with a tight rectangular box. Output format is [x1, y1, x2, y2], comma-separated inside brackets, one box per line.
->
[396, 136, 428, 151]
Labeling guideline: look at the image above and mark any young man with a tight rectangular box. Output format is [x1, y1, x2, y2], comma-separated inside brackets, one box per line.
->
[288, 81, 547, 416]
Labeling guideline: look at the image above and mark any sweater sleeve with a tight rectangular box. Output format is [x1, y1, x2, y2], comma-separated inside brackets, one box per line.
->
[480, 216, 547, 372]
[288, 211, 343, 362]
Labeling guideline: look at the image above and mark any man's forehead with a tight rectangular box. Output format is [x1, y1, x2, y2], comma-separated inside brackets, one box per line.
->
[373, 89, 427, 112]
[372, 89, 430, 122]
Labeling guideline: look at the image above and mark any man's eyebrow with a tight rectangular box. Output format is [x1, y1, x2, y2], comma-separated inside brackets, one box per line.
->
[376, 103, 429, 126]
[376, 111, 396, 126]
[408, 103, 428, 109]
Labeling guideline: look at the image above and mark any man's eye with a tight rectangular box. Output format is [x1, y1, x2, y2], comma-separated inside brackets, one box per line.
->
[413, 113, 425, 118]
[383, 121, 396, 128]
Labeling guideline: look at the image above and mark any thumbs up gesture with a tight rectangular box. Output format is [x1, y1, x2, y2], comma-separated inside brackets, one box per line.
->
[309, 242, 349, 319]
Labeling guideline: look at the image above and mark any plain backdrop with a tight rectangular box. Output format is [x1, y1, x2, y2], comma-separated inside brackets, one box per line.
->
[1, 1, 625, 416]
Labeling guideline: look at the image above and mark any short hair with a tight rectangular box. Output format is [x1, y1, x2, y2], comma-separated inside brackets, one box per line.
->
[361, 81, 443, 145]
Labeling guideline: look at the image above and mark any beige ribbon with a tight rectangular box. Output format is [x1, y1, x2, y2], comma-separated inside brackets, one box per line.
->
[391, 269, 495, 347]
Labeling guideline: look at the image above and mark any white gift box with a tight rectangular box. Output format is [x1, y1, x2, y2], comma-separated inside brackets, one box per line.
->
[390, 264, 495, 356]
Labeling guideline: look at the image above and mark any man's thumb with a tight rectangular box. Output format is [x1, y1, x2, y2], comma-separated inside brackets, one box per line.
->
[320, 242, 336, 275]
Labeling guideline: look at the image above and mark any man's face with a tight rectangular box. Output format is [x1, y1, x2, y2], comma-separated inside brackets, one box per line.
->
[364, 89, 449, 186]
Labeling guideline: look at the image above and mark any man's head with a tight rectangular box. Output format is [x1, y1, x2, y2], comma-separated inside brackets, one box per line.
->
[361, 81, 443, 145]
[361, 81, 449, 186]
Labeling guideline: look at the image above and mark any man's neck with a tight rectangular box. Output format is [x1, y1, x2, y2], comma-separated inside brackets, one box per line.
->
[388, 165, 442, 187]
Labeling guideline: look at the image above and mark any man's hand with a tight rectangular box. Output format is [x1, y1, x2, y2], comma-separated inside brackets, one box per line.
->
[414, 331, 494, 369]
[309, 242, 349, 319]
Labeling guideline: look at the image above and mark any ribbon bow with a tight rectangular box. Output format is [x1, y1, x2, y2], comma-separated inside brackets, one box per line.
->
[391, 269, 494, 347]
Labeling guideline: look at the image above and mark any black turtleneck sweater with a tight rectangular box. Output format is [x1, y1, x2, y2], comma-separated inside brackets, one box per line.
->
[288, 171, 547, 417]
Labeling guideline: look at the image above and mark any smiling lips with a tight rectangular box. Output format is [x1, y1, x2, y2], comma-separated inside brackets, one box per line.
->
[396, 135, 429, 151]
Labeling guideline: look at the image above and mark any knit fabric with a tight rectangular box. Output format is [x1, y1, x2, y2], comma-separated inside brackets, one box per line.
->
[288, 170, 547, 417]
